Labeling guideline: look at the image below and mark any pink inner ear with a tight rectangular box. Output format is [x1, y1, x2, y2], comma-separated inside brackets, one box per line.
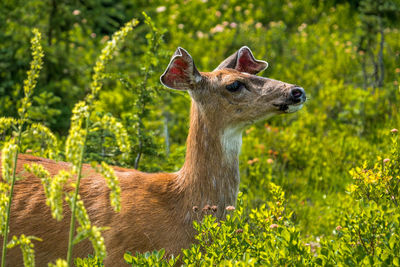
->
[236, 50, 262, 74]
[169, 66, 184, 75]
[163, 58, 189, 86]
[169, 58, 188, 75]
[174, 58, 188, 69]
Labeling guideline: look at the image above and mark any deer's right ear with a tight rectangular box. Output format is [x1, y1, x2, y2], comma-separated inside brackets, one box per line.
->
[160, 47, 202, 90]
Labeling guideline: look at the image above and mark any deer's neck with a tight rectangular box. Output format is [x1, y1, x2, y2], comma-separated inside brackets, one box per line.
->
[176, 102, 242, 220]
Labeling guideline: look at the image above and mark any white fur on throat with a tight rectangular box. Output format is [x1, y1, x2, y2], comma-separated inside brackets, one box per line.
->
[221, 126, 243, 163]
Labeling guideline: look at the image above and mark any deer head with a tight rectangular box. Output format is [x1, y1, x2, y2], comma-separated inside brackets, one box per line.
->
[160, 46, 306, 131]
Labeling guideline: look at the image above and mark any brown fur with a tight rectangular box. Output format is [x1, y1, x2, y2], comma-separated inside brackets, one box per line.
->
[0, 47, 305, 266]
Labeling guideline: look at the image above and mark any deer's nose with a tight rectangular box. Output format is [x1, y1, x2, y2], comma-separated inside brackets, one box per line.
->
[290, 87, 305, 103]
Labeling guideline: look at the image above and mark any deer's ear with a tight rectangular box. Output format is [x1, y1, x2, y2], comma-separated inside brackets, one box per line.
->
[160, 47, 202, 90]
[215, 46, 268, 75]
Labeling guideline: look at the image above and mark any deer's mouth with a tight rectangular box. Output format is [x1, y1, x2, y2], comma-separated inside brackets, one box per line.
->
[285, 103, 304, 113]
[273, 100, 305, 113]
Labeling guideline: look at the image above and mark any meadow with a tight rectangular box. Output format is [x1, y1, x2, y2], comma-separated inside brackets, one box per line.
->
[0, 0, 400, 266]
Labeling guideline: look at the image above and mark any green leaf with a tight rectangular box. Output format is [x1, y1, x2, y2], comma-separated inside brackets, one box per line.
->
[124, 252, 133, 263]
[389, 234, 396, 250]
[281, 228, 290, 242]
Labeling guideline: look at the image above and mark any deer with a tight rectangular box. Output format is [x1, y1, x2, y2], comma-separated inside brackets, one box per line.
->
[0, 46, 306, 266]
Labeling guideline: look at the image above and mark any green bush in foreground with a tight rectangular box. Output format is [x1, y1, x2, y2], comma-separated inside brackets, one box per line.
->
[124, 187, 313, 266]
[318, 129, 400, 266]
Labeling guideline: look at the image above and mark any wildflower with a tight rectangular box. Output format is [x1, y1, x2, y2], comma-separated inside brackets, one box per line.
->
[211, 205, 218, 212]
[215, 11, 221, 17]
[247, 158, 259, 165]
[73, 10, 81, 16]
[97, 162, 121, 212]
[192, 206, 199, 212]
[91, 33, 96, 38]
[196, 31, 205, 39]
[267, 158, 274, 164]
[178, 24, 184, 29]
[391, 128, 398, 133]
[298, 23, 307, 31]
[270, 224, 278, 229]
[255, 22, 262, 29]
[156, 6, 166, 13]
[202, 204, 211, 212]
[230, 22, 237, 28]
[395, 68, 400, 73]
[226, 206, 235, 211]
[210, 24, 224, 33]
[256, 144, 265, 151]
[235, 229, 243, 234]
[383, 158, 390, 163]
[101, 35, 110, 43]
[245, 127, 254, 134]
[336, 225, 342, 231]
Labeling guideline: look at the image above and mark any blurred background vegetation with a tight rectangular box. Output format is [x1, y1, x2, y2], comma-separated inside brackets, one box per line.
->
[1, 0, 400, 261]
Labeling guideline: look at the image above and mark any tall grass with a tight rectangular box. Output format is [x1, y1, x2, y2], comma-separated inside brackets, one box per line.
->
[1, 19, 138, 266]
[0, 28, 44, 267]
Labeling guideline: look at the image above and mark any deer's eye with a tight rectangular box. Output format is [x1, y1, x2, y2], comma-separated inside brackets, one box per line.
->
[226, 81, 244, 92]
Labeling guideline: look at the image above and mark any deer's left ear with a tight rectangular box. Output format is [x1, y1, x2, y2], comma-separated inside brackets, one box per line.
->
[160, 47, 202, 90]
[215, 46, 268, 75]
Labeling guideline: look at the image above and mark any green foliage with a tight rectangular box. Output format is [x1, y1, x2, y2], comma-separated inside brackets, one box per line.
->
[1, 19, 138, 266]
[74, 255, 103, 267]
[43, 18, 138, 265]
[47, 258, 68, 267]
[317, 130, 400, 266]
[0, 28, 45, 267]
[125, 187, 314, 266]
[1, 1, 400, 266]
[124, 249, 178, 267]
[6, 235, 41, 267]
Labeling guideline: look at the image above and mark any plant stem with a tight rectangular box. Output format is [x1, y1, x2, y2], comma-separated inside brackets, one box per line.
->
[377, 14, 384, 88]
[66, 115, 90, 266]
[1, 125, 23, 267]
[134, 67, 150, 170]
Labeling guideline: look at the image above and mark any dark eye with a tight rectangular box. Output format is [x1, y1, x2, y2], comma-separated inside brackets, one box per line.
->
[226, 81, 244, 92]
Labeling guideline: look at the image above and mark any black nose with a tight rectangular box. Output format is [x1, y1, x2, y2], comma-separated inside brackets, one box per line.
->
[290, 87, 305, 103]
